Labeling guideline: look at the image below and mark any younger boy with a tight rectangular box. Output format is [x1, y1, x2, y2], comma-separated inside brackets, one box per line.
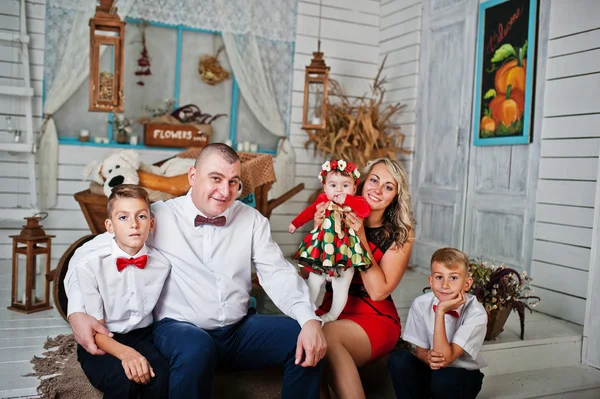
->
[75, 184, 170, 398]
[388, 247, 487, 399]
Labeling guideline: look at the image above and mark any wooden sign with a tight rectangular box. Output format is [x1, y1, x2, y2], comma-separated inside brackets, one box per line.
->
[144, 123, 211, 148]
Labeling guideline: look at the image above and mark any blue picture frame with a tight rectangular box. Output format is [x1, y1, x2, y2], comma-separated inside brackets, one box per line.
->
[472, 0, 538, 146]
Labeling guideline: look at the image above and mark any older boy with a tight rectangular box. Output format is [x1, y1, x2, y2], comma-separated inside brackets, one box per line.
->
[388, 248, 487, 399]
[75, 185, 170, 398]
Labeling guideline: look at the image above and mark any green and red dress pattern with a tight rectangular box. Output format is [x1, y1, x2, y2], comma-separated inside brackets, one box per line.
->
[295, 209, 372, 276]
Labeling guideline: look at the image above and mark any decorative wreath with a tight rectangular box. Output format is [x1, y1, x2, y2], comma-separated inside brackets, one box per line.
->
[318, 159, 360, 183]
[199, 45, 230, 86]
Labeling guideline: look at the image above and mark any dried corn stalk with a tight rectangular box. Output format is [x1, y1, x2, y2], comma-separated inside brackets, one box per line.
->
[304, 56, 411, 169]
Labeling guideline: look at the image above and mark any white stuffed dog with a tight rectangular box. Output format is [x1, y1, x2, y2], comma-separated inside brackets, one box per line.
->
[83, 149, 196, 197]
[83, 149, 146, 197]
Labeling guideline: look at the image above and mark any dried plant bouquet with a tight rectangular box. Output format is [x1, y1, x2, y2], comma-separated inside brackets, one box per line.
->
[304, 56, 411, 169]
[469, 259, 541, 339]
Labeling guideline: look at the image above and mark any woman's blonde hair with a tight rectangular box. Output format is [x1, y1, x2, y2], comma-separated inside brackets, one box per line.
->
[358, 157, 416, 247]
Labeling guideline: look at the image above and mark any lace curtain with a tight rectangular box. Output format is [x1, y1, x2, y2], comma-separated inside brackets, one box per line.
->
[43, 0, 299, 208]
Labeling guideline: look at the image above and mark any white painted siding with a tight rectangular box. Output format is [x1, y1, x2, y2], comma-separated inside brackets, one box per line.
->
[0, 1, 44, 145]
[380, 0, 422, 186]
[531, 0, 600, 325]
[278, 0, 383, 256]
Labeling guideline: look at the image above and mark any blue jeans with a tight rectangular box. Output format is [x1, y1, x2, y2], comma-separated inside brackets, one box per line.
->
[388, 350, 484, 399]
[153, 311, 322, 398]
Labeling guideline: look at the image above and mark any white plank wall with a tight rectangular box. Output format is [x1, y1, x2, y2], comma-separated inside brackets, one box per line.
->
[380, 0, 421, 183]
[531, 0, 600, 325]
[275, 0, 384, 256]
[0, 0, 45, 142]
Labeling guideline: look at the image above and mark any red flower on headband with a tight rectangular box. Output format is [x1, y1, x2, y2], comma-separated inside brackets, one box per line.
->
[330, 160, 338, 170]
[346, 163, 356, 173]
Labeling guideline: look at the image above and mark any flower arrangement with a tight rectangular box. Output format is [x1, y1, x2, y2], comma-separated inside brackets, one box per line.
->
[319, 159, 360, 183]
[468, 259, 540, 340]
[111, 114, 134, 144]
[143, 98, 176, 118]
[199, 45, 229, 85]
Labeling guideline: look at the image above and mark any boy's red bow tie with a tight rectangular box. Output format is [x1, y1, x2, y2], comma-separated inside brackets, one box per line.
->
[116, 255, 148, 272]
[195, 215, 226, 227]
[433, 304, 460, 318]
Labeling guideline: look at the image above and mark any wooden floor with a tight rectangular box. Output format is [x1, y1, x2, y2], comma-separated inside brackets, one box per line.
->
[0, 259, 71, 398]
[0, 260, 597, 398]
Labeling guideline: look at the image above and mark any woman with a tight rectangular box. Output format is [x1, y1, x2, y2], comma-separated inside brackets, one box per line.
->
[312, 157, 416, 399]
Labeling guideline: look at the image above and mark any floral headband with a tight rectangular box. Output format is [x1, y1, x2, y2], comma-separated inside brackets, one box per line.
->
[319, 159, 360, 183]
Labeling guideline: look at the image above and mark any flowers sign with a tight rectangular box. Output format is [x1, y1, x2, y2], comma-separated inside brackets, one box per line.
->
[472, 0, 538, 146]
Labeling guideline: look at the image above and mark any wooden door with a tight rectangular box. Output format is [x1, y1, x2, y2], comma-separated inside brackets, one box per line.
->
[411, 0, 478, 268]
[461, 0, 546, 273]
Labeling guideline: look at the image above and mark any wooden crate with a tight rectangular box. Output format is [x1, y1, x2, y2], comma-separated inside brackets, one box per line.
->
[144, 123, 211, 148]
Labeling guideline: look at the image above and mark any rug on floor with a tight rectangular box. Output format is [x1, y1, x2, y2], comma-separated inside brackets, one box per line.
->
[27, 334, 101, 399]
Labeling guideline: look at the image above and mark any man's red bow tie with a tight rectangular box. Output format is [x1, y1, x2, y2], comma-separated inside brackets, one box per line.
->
[195, 215, 226, 227]
[433, 304, 460, 318]
[116, 255, 148, 272]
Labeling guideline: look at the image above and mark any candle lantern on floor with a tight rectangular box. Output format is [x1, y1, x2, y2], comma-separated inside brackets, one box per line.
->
[89, 0, 126, 112]
[8, 213, 55, 313]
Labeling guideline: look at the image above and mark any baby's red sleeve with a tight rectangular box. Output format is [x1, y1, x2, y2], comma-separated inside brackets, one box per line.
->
[290, 193, 329, 228]
[344, 195, 371, 218]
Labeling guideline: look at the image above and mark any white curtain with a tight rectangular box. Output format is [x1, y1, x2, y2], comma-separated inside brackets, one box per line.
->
[222, 33, 296, 199]
[39, 0, 135, 209]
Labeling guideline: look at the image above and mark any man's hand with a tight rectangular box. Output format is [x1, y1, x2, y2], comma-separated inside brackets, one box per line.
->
[119, 348, 155, 385]
[295, 319, 327, 367]
[68, 312, 113, 355]
[436, 291, 466, 315]
[427, 349, 446, 370]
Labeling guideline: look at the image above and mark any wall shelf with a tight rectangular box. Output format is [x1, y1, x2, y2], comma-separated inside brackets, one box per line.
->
[57, 137, 277, 155]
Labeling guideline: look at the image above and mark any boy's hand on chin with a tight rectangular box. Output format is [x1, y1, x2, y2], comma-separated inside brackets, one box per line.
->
[436, 291, 466, 314]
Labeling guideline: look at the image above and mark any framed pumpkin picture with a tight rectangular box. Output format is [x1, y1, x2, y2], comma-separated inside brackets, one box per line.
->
[472, 0, 538, 146]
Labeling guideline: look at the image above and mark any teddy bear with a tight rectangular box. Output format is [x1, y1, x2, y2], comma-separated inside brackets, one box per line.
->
[83, 149, 195, 200]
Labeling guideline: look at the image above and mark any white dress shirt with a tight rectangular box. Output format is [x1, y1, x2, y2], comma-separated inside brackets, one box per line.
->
[65, 189, 319, 329]
[75, 241, 171, 334]
[402, 291, 488, 370]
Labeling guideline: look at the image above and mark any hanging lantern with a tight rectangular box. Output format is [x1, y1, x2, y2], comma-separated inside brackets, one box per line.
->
[89, 0, 125, 112]
[8, 214, 55, 314]
[302, 41, 330, 131]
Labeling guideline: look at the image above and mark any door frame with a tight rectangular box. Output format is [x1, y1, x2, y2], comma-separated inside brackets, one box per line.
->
[584, 144, 600, 369]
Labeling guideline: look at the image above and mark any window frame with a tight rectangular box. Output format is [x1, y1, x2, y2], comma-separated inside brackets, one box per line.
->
[49, 19, 276, 155]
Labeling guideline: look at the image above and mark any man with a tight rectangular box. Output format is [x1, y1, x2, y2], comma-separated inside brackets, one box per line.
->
[65, 144, 327, 398]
